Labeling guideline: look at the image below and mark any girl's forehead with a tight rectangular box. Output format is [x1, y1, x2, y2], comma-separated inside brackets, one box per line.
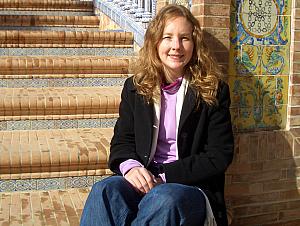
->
[162, 17, 193, 32]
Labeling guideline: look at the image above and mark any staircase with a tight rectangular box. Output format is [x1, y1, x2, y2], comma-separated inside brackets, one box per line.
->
[0, 0, 133, 225]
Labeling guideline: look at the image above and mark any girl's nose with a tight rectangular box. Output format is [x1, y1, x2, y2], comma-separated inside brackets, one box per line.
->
[171, 38, 181, 50]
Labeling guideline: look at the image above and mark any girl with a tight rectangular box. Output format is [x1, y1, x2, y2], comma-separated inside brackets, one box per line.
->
[81, 4, 234, 226]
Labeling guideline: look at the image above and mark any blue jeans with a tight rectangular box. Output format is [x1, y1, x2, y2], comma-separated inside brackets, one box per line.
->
[80, 176, 206, 226]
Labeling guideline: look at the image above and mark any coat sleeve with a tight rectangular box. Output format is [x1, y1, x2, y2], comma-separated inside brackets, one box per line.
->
[164, 82, 234, 185]
[108, 78, 140, 174]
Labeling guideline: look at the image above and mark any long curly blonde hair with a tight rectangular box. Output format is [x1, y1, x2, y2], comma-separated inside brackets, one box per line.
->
[131, 4, 222, 106]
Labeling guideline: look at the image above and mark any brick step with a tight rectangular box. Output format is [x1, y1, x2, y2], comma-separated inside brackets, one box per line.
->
[0, 0, 93, 11]
[0, 86, 122, 118]
[0, 30, 134, 47]
[0, 187, 89, 225]
[0, 15, 100, 28]
[0, 56, 129, 75]
[0, 127, 113, 179]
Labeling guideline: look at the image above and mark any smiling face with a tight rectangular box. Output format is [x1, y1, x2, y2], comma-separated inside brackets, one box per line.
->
[157, 16, 194, 81]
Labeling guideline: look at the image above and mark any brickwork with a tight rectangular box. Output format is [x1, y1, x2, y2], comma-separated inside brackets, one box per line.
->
[189, 0, 300, 225]
[0, 30, 133, 47]
[290, 1, 300, 128]
[0, 188, 90, 225]
[0, 15, 100, 27]
[0, 56, 129, 75]
[226, 129, 300, 225]
[0, 0, 93, 11]
[191, 0, 231, 75]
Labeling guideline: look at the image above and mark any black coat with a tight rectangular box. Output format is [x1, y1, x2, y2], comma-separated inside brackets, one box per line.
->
[109, 77, 234, 226]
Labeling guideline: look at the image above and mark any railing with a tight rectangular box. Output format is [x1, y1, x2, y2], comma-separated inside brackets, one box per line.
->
[93, 0, 156, 47]
[93, 0, 191, 47]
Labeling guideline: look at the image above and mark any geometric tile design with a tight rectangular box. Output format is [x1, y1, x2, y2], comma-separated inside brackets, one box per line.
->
[0, 175, 109, 192]
[0, 47, 134, 57]
[0, 77, 126, 88]
[1, 118, 118, 131]
[0, 10, 94, 16]
[229, 0, 291, 131]
[0, 26, 101, 32]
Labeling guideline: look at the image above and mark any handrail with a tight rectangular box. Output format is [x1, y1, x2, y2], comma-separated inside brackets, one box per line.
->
[93, 0, 156, 47]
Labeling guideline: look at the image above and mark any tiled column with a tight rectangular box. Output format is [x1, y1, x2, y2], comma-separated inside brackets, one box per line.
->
[289, 0, 300, 128]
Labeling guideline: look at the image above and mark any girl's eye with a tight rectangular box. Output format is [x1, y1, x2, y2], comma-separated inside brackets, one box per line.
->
[163, 36, 171, 39]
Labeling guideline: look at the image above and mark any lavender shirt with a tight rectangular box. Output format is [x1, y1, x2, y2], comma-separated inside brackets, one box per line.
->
[119, 77, 183, 182]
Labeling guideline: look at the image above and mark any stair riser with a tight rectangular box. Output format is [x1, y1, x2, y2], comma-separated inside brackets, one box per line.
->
[0, 30, 133, 47]
[0, 118, 118, 131]
[0, 15, 100, 27]
[0, 10, 94, 16]
[0, 57, 130, 75]
[0, 77, 127, 88]
[0, 0, 94, 11]
[0, 176, 106, 192]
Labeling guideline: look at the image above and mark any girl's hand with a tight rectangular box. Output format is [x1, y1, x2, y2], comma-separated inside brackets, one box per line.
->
[124, 167, 157, 194]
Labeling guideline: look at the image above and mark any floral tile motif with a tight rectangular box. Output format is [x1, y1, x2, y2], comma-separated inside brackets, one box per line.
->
[229, 44, 289, 76]
[229, 75, 288, 131]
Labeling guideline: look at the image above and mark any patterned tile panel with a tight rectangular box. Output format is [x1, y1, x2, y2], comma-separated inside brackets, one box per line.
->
[0, 176, 110, 192]
[229, 0, 291, 131]
[0, 77, 126, 88]
[229, 75, 288, 131]
[0, 48, 134, 57]
[0, 118, 118, 131]
[0, 10, 94, 16]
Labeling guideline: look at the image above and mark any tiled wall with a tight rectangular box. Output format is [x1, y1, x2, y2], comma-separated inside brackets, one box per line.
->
[229, 0, 291, 132]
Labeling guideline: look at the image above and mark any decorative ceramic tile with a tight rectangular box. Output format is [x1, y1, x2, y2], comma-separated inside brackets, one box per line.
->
[229, 75, 288, 130]
[0, 48, 9, 56]
[0, 10, 94, 16]
[7, 121, 31, 131]
[37, 178, 65, 190]
[31, 120, 55, 130]
[231, 104, 287, 132]
[0, 176, 110, 192]
[230, 44, 289, 75]
[57, 120, 78, 129]
[0, 47, 134, 56]
[0, 121, 7, 130]
[0, 79, 8, 87]
[78, 119, 102, 128]
[101, 118, 117, 128]
[231, 0, 290, 46]
[66, 176, 94, 188]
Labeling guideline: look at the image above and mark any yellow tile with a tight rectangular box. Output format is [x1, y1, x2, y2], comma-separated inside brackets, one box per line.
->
[229, 75, 288, 131]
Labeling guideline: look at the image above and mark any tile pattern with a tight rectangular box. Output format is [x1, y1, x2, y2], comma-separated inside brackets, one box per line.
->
[229, 0, 291, 131]
[0, 77, 126, 88]
[0, 10, 94, 16]
[0, 118, 118, 131]
[0, 47, 134, 56]
[0, 176, 109, 192]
